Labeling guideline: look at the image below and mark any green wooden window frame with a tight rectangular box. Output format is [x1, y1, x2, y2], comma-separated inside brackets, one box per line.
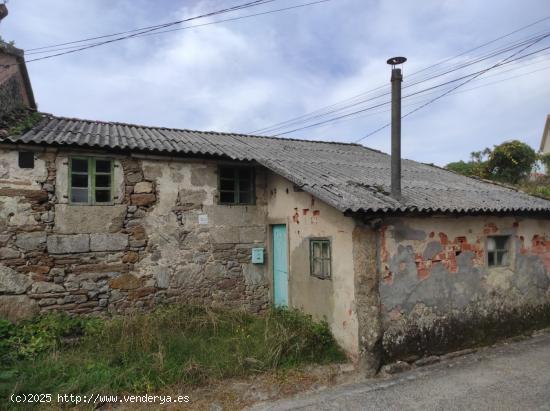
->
[69, 157, 114, 205]
[310, 239, 331, 279]
[486, 235, 510, 267]
[218, 166, 255, 205]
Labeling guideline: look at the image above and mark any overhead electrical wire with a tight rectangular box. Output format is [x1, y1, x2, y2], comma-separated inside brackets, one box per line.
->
[26, 0, 278, 52]
[251, 25, 550, 135]
[252, 30, 550, 135]
[258, 37, 550, 135]
[25, 0, 331, 56]
[310, 62, 550, 131]
[23, 0, 281, 63]
[249, 15, 550, 135]
[353, 33, 550, 143]
[0, 0, 331, 70]
[268, 43, 550, 136]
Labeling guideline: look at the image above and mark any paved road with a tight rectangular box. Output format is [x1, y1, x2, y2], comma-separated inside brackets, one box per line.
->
[250, 331, 550, 411]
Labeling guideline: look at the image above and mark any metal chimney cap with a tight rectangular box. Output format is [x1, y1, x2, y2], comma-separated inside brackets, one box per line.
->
[387, 56, 407, 66]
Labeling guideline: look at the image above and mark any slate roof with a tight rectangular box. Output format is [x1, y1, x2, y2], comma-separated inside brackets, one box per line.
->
[3, 112, 550, 215]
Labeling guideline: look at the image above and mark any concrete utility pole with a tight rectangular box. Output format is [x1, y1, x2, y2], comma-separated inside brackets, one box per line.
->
[387, 56, 407, 201]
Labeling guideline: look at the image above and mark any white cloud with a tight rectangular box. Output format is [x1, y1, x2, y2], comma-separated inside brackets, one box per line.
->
[2, 0, 549, 165]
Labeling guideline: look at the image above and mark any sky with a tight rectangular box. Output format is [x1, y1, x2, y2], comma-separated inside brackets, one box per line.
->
[1, 0, 549, 166]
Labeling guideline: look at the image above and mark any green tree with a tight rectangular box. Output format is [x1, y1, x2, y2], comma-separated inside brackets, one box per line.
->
[484, 140, 537, 184]
[446, 148, 490, 178]
[446, 160, 478, 176]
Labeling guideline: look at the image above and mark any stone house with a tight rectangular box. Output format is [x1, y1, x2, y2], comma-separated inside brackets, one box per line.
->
[2, 45, 550, 373]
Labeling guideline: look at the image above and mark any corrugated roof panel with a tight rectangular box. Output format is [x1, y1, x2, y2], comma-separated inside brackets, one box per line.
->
[4, 113, 550, 215]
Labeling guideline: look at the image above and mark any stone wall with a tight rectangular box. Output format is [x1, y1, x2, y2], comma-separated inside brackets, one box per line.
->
[378, 216, 550, 361]
[0, 76, 24, 117]
[0, 147, 269, 321]
[0, 46, 33, 117]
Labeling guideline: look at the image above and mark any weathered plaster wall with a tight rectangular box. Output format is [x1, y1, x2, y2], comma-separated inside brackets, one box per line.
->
[0, 149, 47, 189]
[352, 223, 382, 374]
[266, 173, 359, 357]
[379, 216, 550, 360]
[0, 146, 269, 321]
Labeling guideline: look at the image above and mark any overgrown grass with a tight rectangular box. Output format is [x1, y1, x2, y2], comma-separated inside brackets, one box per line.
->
[0, 306, 345, 399]
[7, 111, 42, 135]
[520, 180, 550, 199]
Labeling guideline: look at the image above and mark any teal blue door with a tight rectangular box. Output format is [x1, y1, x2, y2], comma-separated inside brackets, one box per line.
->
[272, 225, 288, 307]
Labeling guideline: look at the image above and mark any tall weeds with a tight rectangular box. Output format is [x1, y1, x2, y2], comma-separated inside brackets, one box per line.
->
[1, 305, 345, 396]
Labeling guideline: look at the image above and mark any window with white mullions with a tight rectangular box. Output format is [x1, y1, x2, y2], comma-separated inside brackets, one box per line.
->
[310, 239, 331, 279]
[487, 235, 510, 267]
[70, 157, 113, 204]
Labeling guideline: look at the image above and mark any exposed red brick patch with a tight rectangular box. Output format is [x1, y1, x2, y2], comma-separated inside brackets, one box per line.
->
[483, 222, 498, 235]
[407, 233, 485, 280]
[529, 235, 550, 270]
[312, 210, 320, 216]
[302, 208, 309, 215]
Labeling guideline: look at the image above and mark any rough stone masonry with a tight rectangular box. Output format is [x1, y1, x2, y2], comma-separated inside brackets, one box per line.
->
[0, 147, 269, 321]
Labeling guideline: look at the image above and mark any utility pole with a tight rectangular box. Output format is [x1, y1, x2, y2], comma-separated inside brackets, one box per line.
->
[387, 56, 407, 201]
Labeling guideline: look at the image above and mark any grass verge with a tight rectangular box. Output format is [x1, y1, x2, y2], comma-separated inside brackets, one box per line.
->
[0, 305, 345, 403]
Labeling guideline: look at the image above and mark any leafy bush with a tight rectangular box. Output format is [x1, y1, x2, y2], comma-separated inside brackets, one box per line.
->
[446, 160, 482, 177]
[0, 306, 345, 397]
[0, 314, 100, 365]
[445, 148, 491, 178]
[485, 140, 537, 184]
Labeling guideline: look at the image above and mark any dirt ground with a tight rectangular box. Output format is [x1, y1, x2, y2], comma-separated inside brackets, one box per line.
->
[105, 363, 357, 411]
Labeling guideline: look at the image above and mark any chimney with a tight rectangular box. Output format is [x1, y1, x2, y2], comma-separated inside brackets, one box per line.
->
[387, 56, 407, 200]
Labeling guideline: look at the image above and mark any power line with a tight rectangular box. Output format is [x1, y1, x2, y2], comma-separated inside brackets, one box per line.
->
[26, 0, 278, 52]
[249, 15, 550, 135]
[25, 0, 330, 56]
[256, 32, 550, 135]
[307, 61, 550, 131]
[252, 30, 550, 135]
[23, 0, 283, 63]
[353, 33, 550, 143]
[270, 44, 550, 136]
